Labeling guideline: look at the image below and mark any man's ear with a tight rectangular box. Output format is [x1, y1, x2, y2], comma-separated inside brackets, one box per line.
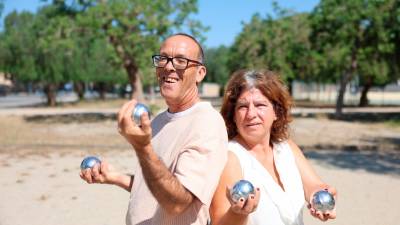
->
[195, 66, 207, 83]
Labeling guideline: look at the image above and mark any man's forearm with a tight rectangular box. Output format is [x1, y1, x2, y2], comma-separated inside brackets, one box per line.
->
[136, 145, 194, 215]
[111, 174, 134, 192]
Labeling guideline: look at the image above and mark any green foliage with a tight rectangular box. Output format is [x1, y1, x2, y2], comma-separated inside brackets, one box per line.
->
[204, 46, 230, 86]
[0, 0, 205, 104]
[0, 11, 38, 81]
[0, 0, 3, 17]
[68, 32, 126, 84]
[73, 0, 206, 90]
[309, 0, 397, 85]
[309, 0, 399, 109]
[0, 3, 129, 105]
[229, 5, 312, 83]
[384, 118, 400, 128]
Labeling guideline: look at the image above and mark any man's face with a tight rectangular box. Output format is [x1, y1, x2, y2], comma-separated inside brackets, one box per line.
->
[156, 35, 205, 106]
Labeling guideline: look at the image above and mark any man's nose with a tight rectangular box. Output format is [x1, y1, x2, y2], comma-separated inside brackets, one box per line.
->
[164, 59, 175, 71]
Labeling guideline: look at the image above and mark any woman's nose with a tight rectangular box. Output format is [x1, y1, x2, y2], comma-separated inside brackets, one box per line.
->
[246, 104, 257, 119]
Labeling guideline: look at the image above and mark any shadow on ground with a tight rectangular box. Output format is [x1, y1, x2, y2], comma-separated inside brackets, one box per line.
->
[304, 149, 400, 176]
[328, 112, 400, 122]
[24, 113, 116, 123]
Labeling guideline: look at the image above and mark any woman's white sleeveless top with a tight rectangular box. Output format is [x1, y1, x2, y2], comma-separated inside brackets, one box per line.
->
[229, 140, 305, 225]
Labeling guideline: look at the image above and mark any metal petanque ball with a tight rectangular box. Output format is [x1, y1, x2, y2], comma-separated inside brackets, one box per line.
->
[132, 103, 151, 125]
[80, 156, 101, 170]
[311, 190, 335, 213]
[230, 179, 255, 202]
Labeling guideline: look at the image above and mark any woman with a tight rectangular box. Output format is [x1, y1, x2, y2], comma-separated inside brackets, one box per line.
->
[210, 69, 337, 225]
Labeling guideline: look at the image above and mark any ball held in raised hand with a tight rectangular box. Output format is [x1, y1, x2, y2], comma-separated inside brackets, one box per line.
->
[311, 190, 335, 213]
[230, 179, 255, 202]
[80, 156, 101, 170]
[132, 103, 151, 125]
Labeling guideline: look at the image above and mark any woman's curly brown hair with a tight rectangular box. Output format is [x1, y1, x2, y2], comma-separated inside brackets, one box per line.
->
[220, 69, 293, 144]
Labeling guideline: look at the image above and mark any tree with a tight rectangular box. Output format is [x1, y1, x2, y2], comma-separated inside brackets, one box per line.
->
[68, 32, 127, 100]
[356, 0, 398, 106]
[71, 0, 206, 101]
[0, 0, 4, 17]
[228, 3, 312, 94]
[0, 2, 136, 105]
[204, 45, 230, 90]
[309, 0, 397, 114]
[0, 11, 38, 85]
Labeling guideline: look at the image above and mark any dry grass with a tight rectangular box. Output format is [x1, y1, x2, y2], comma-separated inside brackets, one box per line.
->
[1, 111, 399, 155]
[0, 115, 130, 154]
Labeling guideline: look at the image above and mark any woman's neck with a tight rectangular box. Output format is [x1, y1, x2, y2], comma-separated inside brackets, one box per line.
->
[235, 135, 272, 153]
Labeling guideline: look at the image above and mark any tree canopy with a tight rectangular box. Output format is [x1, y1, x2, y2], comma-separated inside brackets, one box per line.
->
[309, 0, 399, 115]
[0, 0, 206, 105]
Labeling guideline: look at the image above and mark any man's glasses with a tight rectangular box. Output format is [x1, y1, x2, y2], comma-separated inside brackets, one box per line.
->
[152, 55, 203, 70]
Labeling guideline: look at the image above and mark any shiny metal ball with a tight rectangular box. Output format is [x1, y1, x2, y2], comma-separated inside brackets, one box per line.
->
[230, 179, 255, 202]
[312, 190, 335, 213]
[80, 156, 101, 170]
[132, 103, 151, 125]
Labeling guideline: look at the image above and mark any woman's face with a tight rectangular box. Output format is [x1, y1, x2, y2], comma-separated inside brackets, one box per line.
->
[234, 88, 277, 143]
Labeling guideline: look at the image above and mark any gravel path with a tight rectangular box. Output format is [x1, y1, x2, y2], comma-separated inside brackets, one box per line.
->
[0, 107, 399, 225]
[0, 149, 399, 225]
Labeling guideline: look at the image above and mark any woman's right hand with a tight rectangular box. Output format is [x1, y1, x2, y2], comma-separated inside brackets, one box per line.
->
[226, 186, 261, 215]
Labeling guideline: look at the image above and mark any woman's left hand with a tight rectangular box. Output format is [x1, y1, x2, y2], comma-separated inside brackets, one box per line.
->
[308, 186, 337, 221]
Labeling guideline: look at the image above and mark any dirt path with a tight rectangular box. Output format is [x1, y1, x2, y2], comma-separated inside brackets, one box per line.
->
[0, 112, 399, 225]
[0, 149, 399, 225]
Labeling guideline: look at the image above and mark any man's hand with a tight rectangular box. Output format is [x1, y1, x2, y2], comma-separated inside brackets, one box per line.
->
[79, 160, 133, 192]
[79, 160, 118, 184]
[117, 100, 152, 152]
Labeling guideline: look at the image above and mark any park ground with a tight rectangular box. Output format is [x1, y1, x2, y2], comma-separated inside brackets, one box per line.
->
[0, 98, 399, 225]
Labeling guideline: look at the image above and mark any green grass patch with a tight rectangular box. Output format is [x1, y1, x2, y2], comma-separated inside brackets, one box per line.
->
[384, 118, 400, 127]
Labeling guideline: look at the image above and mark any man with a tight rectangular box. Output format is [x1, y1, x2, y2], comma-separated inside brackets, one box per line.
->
[80, 33, 228, 225]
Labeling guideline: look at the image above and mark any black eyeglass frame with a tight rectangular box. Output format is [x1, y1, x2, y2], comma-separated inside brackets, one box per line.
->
[152, 55, 203, 70]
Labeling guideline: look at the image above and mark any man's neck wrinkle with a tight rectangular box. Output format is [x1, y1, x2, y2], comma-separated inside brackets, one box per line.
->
[167, 89, 200, 113]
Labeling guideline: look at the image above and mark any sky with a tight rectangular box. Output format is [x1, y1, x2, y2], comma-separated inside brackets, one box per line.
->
[0, 0, 320, 48]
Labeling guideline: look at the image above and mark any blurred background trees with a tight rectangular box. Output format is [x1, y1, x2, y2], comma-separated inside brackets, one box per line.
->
[0, 1, 3, 17]
[309, 0, 399, 116]
[0, 0, 399, 116]
[0, 0, 206, 105]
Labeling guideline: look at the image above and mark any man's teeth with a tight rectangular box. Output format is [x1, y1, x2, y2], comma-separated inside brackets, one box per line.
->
[164, 77, 178, 83]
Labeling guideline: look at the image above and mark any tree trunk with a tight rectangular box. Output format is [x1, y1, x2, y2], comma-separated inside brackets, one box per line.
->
[98, 82, 106, 100]
[124, 61, 144, 102]
[132, 74, 144, 101]
[359, 77, 372, 107]
[44, 83, 57, 107]
[335, 74, 348, 117]
[335, 51, 358, 118]
[287, 77, 294, 96]
[105, 28, 144, 102]
[74, 81, 86, 101]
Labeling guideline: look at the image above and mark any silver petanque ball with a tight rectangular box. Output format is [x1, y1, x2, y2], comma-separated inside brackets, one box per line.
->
[132, 103, 151, 125]
[312, 190, 335, 213]
[80, 156, 101, 170]
[230, 179, 255, 202]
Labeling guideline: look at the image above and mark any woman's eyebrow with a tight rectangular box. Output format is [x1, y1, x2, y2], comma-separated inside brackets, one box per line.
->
[253, 100, 269, 104]
[236, 100, 248, 105]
